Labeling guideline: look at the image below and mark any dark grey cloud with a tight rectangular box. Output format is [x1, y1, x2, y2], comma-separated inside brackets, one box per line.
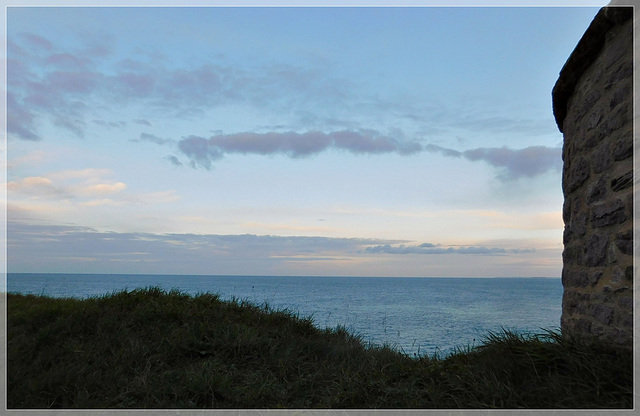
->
[132, 133, 174, 145]
[462, 146, 561, 179]
[93, 120, 127, 129]
[7, 93, 40, 141]
[53, 117, 86, 138]
[133, 119, 152, 126]
[6, 31, 366, 141]
[364, 243, 535, 255]
[7, 34, 226, 139]
[425, 144, 561, 180]
[45, 53, 91, 70]
[177, 131, 560, 180]
[7, 31, 561, 185]
[166, 155, 184, 167]
[178, 130, 423, 169]
[20, 33, 53, 50]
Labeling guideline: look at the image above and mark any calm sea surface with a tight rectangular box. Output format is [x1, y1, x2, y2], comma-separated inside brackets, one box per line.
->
[7, 273, 562, 356]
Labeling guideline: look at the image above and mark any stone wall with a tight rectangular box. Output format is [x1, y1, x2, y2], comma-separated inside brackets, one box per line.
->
[552, 5, 634, 348]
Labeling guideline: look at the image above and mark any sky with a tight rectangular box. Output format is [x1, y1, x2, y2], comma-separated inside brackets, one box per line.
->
[4, 1, 607, 277]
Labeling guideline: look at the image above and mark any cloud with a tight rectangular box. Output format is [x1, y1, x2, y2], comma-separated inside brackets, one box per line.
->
[20, 33, 53, 50]
[81, 182, 127, 195]
[462, 146, 561, 180]
[7, 93, 40, 141]
[364, 243, 535, 255]
[8, 174, 127, 200]
[9, 169, 182, 208]
[46, 70, 102, 94]
[45, 53, 91, 69]
[132, 133, 174, 145]
[7, 221, 549, 276]
[425, 144, 561, 180]
[7, 31, 561, 183]
[7, 31, 367, 141]
[133, 119, 152, 126]
[177, 130, 560, 180]
[178, 130, 423, 169]
[93, 120, 127, 129]
[166, 155, 183, 167]
[6, 222, 403, 273]
[7, 176, 70, 198]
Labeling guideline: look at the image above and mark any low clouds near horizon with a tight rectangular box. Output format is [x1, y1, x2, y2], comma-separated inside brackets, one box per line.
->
[7, 221, 540, 275]
[365, 243, 536, 255]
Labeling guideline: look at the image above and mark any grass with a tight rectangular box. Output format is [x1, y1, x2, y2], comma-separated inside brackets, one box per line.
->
[6, 287, 633, 409]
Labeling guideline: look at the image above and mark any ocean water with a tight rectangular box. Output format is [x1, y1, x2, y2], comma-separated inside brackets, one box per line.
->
[6, 273, 562, 357]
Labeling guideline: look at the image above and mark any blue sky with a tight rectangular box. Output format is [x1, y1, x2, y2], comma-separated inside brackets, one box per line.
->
[4, 1, 606, 277]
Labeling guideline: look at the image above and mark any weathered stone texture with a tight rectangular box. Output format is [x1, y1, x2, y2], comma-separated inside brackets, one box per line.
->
[552, 6, 633, 349]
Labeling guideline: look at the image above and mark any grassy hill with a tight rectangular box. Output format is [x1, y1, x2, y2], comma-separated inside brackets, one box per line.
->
[6, 287, 633, 409]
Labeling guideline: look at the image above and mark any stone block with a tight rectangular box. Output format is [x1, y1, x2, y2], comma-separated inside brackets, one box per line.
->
[610, 171, 633, 192]
[604, 60, 633, 90]
[581, 128, 601, 149]
[563, 290, 591, 313]
[593, 142, 612, 173]
[590, 304, 614, 325]
[612, 130, 632, 160]
[587, 176, 607, 203]
[563, 227, 573, 245]
[606, 242, 617, 264]
[591, 199, 626, 228]
[625, 194, 633, 218]
[612, 328, 631, 346]
[575, 318, 592, 335]
[563, 199, 571, 223]
[572, 212, 587, 236]
[563, 244, 583, 266]
[576, 88, 602, 120]
[609, 84, 628, 109]
[604, 103, 630, 134]
[562, 269, 589, 288]
[615, 230, 633, 255]
[620, 314, 633, 329]
[584, 233, 609, 267]
[563, 246, 577, 266]
[590, 270, 603, 286]
[612, 265, 624, 283]
[585, 106, 603, 130]
[617, 296, 633, 311]
[624, 266, 633, 281]
[565, 157, 590, 193]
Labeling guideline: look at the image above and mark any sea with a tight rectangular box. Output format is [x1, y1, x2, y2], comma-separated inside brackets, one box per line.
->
[6, 273, 562, 357]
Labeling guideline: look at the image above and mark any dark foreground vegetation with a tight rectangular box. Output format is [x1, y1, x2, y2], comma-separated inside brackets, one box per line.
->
[7, 287, 633, 409]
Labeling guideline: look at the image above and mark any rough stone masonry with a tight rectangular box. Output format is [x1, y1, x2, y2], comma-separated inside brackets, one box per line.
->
[552, 5, 634, 348]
